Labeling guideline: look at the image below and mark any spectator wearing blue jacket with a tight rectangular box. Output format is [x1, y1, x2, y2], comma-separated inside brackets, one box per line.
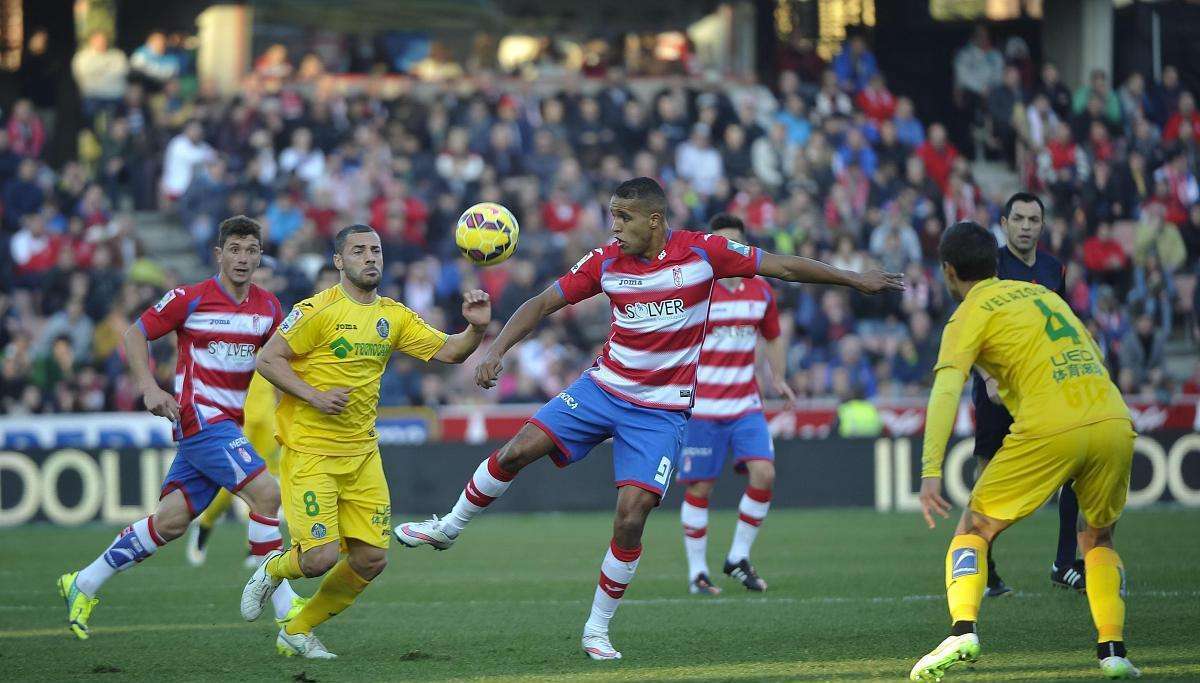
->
[831, 35, 878, 93]
[129, 32, 180, 90]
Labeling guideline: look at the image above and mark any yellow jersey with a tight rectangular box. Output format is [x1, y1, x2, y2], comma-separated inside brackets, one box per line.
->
[275, 284, 448, 456]
[935, 277, 1130, 440]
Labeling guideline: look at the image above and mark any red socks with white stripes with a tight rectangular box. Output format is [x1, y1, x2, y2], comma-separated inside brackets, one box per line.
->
[443, 451, 515, 538]
[728, 486, 772, 564]
[681, 492, 710, 580]
[248, 512, 299, 620]
[584, 539, 642, 635]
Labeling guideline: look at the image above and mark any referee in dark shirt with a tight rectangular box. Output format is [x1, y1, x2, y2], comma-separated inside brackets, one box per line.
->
[970, 192, 1085, 597]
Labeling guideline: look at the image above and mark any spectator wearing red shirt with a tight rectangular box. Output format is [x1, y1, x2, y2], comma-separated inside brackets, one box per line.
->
[915, 123, 959, 193]
[1083, 221, 1129, 282]
[10, 212, 62, 280]
[540, 185, 583, 233]
[7, 99, 46, 159]
[1163, 91, 1200, 143]
[855, 73, 896, 125]
[727, 177, 780, 235]
[370, 179, 430, 246]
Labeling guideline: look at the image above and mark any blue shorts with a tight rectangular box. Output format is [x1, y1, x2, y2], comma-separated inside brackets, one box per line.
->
[161, 420, 267, 515]
[528, 372, 688, 498]
[677, 411, 775, 483]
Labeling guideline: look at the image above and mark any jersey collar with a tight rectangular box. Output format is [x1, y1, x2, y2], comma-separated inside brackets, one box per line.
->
[211, 275, 249, 306]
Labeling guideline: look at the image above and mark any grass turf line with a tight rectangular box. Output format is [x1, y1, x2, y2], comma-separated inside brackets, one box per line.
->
[0, 507, 1197, 681]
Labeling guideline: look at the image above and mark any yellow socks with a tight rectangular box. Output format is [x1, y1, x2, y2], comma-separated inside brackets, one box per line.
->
[285, 559, 370, 635]
[196, 488, 234, 528]
[266, 546, 305, 581]
[945, 534, 989, 625]
[1084, 547, 1125, 643]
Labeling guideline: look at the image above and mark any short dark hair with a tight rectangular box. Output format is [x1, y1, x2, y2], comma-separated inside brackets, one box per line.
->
[334, 224, 376, 254]
[217, 215, 262, 248]
[613, 177, 667, 216]
[939, 221, 997, 281]
[708, 212, 745, 235]
[1002, 192, 1045, 221]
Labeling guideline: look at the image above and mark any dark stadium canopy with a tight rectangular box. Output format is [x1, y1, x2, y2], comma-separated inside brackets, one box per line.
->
[250, 0, 724, 34]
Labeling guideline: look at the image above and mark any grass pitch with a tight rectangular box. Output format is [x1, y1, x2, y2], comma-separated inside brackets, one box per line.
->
[1, 507, 1198, 682]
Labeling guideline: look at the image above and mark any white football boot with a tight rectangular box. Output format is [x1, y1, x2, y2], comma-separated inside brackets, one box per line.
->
[240, 549, 283, 621]
[394, 515, 456, 550]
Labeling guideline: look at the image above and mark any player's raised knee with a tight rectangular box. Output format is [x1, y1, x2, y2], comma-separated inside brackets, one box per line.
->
[496, 425, 551, 473]
[152, 494, 192, 541]
[299, 543, 339, 577]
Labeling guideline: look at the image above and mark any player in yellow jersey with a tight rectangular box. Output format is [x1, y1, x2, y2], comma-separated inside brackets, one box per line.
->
[240, 224, 491, 659]
[187, 265, 340, 567]
[910, 221, 1139, 681]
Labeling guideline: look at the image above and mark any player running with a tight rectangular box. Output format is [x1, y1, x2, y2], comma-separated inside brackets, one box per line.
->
[971, 192, 1084, 599]
[57, 216, 303, 639]
[187, 264, 339, 567]
[396, 177, 902, 660]
[910, 221, 1139, 681]
[677, 213, 795, 596]
[240, 224, 491, 660]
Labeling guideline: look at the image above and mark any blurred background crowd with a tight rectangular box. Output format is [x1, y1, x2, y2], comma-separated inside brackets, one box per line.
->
[1, 8, 1198, 416]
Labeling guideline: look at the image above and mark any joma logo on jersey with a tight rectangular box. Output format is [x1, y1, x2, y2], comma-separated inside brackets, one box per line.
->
[617, 278, 643, 286]
[207, 341, 257, 357]
[336, 323, 358, 331]
[620, 298, 685, 320]
[330, 337, 354, 358]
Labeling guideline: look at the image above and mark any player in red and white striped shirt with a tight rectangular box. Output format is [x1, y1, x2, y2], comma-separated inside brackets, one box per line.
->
[396, 178, 902, 660]
[58, 217, 303, 639]
[678, 214, 797, 595]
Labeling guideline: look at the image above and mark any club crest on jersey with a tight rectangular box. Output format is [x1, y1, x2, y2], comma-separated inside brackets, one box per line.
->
[237, 447, 252, 464]
[672, 266, 683, 288]
[311, 523, 327, 539]
[279, 308, 303, 332]
[726, 240, 751, 257]
[376, 317, 390, 339]
[153, 288, 183, 312]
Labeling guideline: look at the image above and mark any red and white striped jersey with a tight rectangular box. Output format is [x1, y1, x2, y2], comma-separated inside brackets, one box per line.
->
[556, 230, 760, 410]
[692, 276, 780, 420]
[138, 277, 283, 440]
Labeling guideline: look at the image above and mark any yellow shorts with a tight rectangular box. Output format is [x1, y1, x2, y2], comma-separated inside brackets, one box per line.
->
[244, 415, 280, 477]
[280, 446, 391, 551]
[971, 418, 1134, 528]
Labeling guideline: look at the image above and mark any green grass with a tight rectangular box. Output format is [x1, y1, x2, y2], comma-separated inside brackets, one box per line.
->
[1, 507, 1198, 682]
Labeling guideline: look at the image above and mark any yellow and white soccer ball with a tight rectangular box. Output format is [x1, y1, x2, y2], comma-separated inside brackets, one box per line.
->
[455, 202, 519, 266]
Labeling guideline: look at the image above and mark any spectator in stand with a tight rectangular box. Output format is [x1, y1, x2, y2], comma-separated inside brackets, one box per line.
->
[952, 25, 1003, 150]
[856, 73, 896, 125]
[1039, 121, 1089, 186]
[254, 44, 293, 80]
[1117, 307, 1167, 395]
[751, 121, 790, 190]
[892, 97, 925, 148]
[4, 157, 45, 229]
[10, 212, 61, 285]
[815, 70, 853, 120]
[1083, 221, 1130, 289]
[37, 298, 93, 363]
[7, 99, 45, 159]
[986, 65, 1024, 164]
[916, 123, 959, 194]
[1134, 201, 1188, 274]
[1164, 91, 1200, 144]
[719, 123, 753, 181]
[1035, 62, 1073, 120]
[776, 93, 813, 147]
[1118, 72, 1152, 133]
[159, 120, 213, 203]
[675, 123, 723, 196]
[1072, 69, 1122, 129]
[1148, 64, 1183, 128]
[540, 183, 583, 234]
[1153, 150, 1199, 225]
[71, 31, 128, 116]
[278, 127, 325, 186]
[129, 31, 180, 90]
[831, 34, 878, 93]
[835, 127, 877, 177]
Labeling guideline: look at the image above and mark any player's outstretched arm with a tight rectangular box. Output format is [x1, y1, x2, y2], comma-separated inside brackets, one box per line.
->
[122, 323, 180, 422]
[756, 251, 904, 294]
[475, 284, 568, 389]
[256, 334, 349, 414]
[433, 289, 491, 364]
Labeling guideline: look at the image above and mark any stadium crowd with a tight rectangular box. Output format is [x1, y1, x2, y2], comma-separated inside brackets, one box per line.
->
[1, 28, 1198, 415]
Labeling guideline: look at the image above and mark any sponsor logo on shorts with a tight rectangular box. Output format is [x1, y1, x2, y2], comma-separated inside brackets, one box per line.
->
[371, 505, 391, 528]
[311, 523, 327, 539]
[376, 317, 390, 339]
[558, 392, 579, 409]
[951, 548, 978, 578]
[227, 436, 249, 448]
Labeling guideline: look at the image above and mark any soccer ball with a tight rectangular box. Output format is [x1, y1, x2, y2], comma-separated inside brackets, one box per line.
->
[455, 202, 519, 266]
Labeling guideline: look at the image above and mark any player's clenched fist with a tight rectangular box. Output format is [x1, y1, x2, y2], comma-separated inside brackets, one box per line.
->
[461, 289, 492, 327]
[309, 386, 351, 414]
[475, 353, 504, 389]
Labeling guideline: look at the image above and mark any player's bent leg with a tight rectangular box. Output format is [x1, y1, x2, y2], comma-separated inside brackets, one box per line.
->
[1079, 524, 1139, 679]
[681, 481, 719, 595]
[396, 423, 555, 549]
[582, 485, 656, 661]
[968, 456, 1011, 598]
[725, 460, 773, 592]
[911, 512, 1009, 681]
[1050, 483, 1086, 592]
[60, 491, 189, 639]
[235, 473, 303, 621]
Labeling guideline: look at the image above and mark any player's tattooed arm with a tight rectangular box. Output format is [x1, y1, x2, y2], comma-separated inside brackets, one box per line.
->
[475, 284, 568, 389]
[756, 251, 904, 294]
[434, 289, 492, 364]
[256, 334, 349, 415]
[122, 323, 180, 422]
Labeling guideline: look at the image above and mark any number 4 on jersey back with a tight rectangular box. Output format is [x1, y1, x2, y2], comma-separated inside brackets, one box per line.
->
[1034, 299, 1081, 346]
